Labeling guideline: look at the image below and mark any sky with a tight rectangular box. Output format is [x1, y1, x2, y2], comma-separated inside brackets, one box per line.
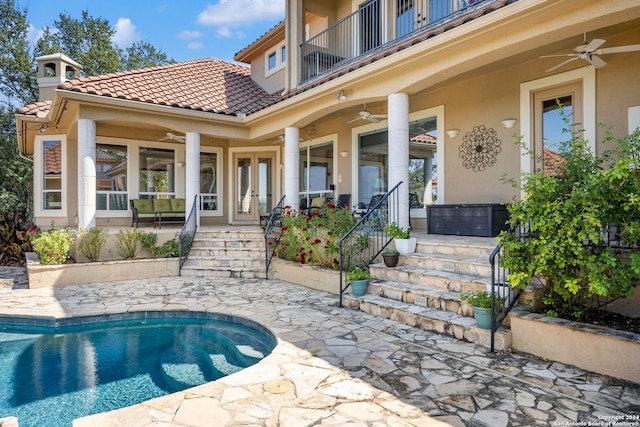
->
[17, 0, 286, 63]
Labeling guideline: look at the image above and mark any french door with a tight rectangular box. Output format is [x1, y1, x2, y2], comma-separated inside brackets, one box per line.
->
[233, 152, 275, 223]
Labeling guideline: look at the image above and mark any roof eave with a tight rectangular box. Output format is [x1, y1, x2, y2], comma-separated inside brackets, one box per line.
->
[57, 89, 248, 124]
[234, 21, 286, 64]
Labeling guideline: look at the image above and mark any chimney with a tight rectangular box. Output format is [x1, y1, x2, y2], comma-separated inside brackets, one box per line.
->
[35, 53, 83, 101]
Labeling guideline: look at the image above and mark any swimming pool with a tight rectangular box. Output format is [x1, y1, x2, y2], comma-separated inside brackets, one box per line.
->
[0, 311, 276, 427]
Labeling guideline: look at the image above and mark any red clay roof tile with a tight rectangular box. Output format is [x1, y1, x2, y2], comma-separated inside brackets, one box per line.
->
[47, 58, 281, 117]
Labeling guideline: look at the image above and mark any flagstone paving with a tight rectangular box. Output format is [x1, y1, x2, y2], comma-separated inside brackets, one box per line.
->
[0, 268, 638, 426]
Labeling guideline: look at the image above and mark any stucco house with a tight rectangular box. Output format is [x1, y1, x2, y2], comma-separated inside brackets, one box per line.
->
[14, 0, 640, 233]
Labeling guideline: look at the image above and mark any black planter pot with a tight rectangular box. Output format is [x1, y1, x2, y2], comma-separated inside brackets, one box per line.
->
[382, 254, 399, 267]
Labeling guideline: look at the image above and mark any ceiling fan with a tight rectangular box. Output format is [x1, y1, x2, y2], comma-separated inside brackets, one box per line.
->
[347, 104, 388, 124]
[158, 132, 186, 143]
[541, 38, 640, 73]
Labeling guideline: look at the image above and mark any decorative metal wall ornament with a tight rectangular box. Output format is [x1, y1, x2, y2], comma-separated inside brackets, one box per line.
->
[458, 125, 502, 172]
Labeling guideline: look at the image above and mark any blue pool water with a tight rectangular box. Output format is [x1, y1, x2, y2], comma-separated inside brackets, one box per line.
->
[0, 312, 276, 427]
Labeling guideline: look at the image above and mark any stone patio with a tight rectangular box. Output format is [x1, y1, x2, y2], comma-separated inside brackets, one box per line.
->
[0, 267, 638, 426]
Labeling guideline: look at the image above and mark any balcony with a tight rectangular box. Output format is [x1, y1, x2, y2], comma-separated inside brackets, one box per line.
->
[300, 0, 500, 84]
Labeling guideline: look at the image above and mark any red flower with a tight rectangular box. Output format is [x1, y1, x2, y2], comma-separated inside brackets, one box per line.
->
[327, 203, 336, 209]
[314, 239, 321, 244]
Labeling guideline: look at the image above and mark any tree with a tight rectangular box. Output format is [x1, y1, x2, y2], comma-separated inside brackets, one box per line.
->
[34, 10, 174, 77]
[35, 10, 123, 76]
[123, 41, 174, 71]
[0, 0, 37, 105]
[0, 0, 173, 224]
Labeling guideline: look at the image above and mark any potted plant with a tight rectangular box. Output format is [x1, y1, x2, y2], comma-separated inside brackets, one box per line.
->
[346, 266, 371, 296]
[381, 248, 399, 267]
[384, 222, 416, 254]
[486, 282, 518, 308]
[460, 291, 506, 330]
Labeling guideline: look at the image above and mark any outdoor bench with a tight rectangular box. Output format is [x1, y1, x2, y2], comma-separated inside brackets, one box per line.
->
[130, 198, 185, 229]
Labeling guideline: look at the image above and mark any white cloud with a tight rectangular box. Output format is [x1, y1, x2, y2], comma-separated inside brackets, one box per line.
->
[177, 30, 202, 40]
[197, 0, 284, 27]
[112, 17, 141, 48]
[26, 24, 44, 45]
[216, 27, 233, 38]
[187, 41, 205, 50]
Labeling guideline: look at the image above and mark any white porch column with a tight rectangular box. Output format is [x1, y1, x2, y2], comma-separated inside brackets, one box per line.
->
[185, 132, 200, 225]
[388, 93, 410, 230]
[284, 127, 300, 210]
[77, 119, 96, 229]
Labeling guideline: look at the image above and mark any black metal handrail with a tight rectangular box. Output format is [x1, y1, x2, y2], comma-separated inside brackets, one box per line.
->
[338, 182, 403, 306]
[178, 195, 198, 275]
[264, 195, 286, 278]
[489, 240, 521, 353]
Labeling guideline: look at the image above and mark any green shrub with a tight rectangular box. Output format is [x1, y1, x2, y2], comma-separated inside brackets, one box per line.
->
[32, 229, 73, 265]
[77, 227, 108, 262]
[150, 237, 179, 258]
[139, 231, 158, 250]
[115, 229, 145, 259]
[499, 122, 640, 319]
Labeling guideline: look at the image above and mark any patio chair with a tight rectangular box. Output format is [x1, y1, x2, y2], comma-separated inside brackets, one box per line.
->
[362, 194, 387, 230]
[306, 196, 326, 216]
[336, 194, 351, 209]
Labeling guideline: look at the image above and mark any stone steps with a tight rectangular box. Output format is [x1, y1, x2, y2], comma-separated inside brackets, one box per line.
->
[369, 262, 489, 294]
[400, 252, 492, 277]
[415, 237, 496, 258]
[342, 291, 511, 350]
[181, 228, 268, 279]
[180, 264, 273, 279]
[345, 236, 511, 349]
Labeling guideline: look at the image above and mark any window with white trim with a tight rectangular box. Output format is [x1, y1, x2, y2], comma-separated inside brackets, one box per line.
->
[265, 41, 286, 75]
[34, 135, 67, 216]
[199, 149, 222, 215]
[42, 140, 63, 210]
[96, 144, 128, 210]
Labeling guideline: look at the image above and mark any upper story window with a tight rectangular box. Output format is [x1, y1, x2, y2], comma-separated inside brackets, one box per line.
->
[265, 41, 286, 76]
[268, 52, 277, 70]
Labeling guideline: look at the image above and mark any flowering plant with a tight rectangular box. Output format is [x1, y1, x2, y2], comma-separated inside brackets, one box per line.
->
[276, 202, 356, 269]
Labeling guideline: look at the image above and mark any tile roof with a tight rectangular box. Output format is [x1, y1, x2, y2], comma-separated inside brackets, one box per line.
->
[18, 58, 282, 117]
[16, 100, 52, 115]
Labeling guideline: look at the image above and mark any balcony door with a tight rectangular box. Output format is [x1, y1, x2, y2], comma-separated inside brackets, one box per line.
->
[359, 0, 381, 54]
[233, 152, 275, 223]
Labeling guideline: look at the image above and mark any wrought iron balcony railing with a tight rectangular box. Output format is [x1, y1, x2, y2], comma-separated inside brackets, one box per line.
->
[300, 0, 491, 84]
